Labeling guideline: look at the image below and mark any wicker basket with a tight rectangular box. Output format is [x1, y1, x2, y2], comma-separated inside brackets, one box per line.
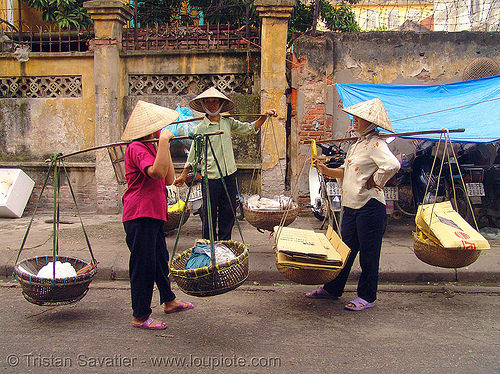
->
[274, 251, 342, 285]
[164, 208, 190, 232]
[170, 240, 249, 297]
[14, 256, 97, 306]
[413, 231, 481, 269]
[243, 204, 299, 232]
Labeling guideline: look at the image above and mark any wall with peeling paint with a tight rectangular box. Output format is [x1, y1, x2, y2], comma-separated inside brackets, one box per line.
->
[0, 54, 96, 212]
[0, 54, 95, 162]
[0, 50, 262, 214]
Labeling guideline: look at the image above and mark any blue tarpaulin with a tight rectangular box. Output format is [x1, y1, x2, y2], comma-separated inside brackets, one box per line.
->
[336, 75, 500, 143]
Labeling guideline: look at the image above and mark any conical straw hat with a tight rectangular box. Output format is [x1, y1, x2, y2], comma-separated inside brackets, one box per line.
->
[121, 101, 180, 141]
[342, 98, 395, 133]
[189, 87, 235, 113]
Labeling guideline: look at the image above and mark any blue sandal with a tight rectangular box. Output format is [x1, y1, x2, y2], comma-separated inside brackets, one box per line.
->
[345, 297, 375, 311]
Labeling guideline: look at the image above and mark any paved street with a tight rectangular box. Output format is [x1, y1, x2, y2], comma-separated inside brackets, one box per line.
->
[1, 212, 500, 373]
[0, 281, 499, 374]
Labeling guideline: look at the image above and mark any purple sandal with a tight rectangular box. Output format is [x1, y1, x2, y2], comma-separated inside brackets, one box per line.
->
[345, 297, 375, 311]
[305, 287, 338, 300]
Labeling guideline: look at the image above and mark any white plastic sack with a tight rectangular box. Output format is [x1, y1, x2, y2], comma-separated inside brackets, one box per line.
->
[37, 261, 77, 279]
[245, 194, 294, 210]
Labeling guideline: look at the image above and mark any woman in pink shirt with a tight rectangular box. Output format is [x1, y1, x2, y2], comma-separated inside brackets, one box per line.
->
[121, 101, 194, 330]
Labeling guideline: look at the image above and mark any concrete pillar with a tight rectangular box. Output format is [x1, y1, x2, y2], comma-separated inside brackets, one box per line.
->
[255, 0, 295, 197]
[84, 0, 132, 213]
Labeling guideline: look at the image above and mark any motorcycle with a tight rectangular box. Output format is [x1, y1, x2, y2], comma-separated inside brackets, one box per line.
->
[394, 140, 500, 228]
[482, 162, 500, 227]
[185, 170, 244, 221]
[393, 141, 435, 219]
[452, 142, 500, 227]
[309, 143, 345, 224]
[185, 170, 204, 217]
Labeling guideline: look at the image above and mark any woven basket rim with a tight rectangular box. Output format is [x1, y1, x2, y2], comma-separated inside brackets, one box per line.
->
[170, 240, 248, 278]
[14, 256, 97, 285]
[275, 252, 341, 284]
[277, 262, 342, 272]
[243, 204, 298, 213]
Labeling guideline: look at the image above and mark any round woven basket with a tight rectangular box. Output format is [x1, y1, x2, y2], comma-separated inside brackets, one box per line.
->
[164, 208, 190, 232]
[243, 204, 299, 232]
[170, 240, 249, 297]
[14, 255, 97, 306]
[413, 231, 481, 269]
[274, 252, 342, 285]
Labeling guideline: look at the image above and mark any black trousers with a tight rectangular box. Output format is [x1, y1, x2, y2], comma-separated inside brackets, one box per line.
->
[202, 172, 237, 241]
[124, 217, 176, 318]
[323, 199, 386, 303]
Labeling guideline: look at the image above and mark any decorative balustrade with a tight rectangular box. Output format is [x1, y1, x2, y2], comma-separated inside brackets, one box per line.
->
[0, 22, 259, 53]
[122, 23, 259, 51]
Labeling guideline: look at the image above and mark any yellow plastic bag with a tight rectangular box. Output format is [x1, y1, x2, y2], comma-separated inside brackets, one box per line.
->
[168, 199, 185, 213]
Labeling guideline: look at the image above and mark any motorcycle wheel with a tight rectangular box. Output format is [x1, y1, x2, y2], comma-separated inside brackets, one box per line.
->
[235, 200, 244, 220]
[313, 208, 326, 222]
[451, 186, 473, 225]
[488, 189, 500, 228]
[395, 184, 417, 217]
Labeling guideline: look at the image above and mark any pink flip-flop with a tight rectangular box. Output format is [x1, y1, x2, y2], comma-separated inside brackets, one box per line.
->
[305, 287, 338, 300]
[133, 317, 167, 330]
[164, 301, 194, 314]
[345, 297, 375, 311]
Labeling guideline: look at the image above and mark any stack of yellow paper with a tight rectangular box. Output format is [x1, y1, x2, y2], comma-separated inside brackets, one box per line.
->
[274, 226, 350, 270]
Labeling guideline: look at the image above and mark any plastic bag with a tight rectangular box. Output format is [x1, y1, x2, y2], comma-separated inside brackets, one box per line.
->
[185, 241, 236, 270]
[245, 194, 295, 210]
[163, 105, 200, 148]
[37, 261, 77, 279]
[185, 244, 212, 269]
[479, 227, 500, 240]
[168, 199, 185, 213]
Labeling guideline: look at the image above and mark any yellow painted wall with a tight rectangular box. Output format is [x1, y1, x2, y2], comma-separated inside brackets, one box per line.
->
[0, 0, 51, 30]
[0, 53, 95, 160]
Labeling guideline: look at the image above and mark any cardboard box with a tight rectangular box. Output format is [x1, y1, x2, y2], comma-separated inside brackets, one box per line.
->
[274, 225, 350, 270]
[416, 201, 490, 250]
[0, 169, 35, 218]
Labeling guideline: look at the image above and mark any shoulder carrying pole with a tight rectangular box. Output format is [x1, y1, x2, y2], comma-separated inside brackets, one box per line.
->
[303, 128, 465, 144]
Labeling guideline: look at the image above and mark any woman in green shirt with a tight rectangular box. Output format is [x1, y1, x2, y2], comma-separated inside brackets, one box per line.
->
[174, 87, 276, 240]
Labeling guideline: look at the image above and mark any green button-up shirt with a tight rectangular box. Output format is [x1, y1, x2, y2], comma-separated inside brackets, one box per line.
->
[184, 116, 258, 179]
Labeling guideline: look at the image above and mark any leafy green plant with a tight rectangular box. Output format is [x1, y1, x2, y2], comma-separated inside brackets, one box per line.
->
[22, 0, 93, 29]
[289, 0, 359, 36]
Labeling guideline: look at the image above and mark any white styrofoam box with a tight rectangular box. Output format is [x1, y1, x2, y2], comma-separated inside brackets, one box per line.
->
[0, 169, 35, 218]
